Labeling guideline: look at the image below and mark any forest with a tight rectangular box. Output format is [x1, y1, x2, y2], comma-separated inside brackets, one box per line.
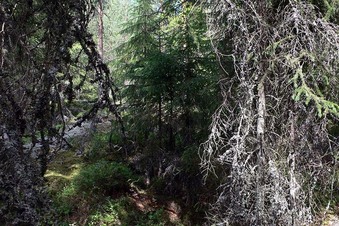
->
[0, 0, 338, 225]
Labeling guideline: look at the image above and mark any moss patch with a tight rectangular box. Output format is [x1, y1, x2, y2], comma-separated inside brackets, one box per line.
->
[45, 151, 84, 194]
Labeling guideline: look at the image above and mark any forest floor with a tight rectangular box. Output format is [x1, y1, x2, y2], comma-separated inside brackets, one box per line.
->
[44, 120, 188, 225]
[45, 151, 183, 225]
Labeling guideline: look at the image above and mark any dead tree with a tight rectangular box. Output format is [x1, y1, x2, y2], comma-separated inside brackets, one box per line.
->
[201, 1, 339, 225]
[0, 0, 123, 224]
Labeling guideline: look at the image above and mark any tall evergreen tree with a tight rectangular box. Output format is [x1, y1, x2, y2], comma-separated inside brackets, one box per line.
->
[118, 0, 163, 146]
[116, 1, 219, 208]
[165, 1, 218, 148]
[118, 0, 218, 153]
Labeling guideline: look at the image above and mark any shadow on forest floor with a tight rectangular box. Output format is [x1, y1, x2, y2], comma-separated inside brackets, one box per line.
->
[44, 128, 188, 226]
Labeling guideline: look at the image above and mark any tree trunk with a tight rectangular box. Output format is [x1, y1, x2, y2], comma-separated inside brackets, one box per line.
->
[0, 130, 48, 224]
[169, 93, 175, 152]
[158, 96, 162, 147]
[98, 0, 104, 60]
[0, 21, 4, 68]
[91, 0, 104, 134]
[256, 77, 266, 225]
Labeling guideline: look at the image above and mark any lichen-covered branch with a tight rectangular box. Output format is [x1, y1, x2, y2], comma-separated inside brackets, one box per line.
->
[201, 1, 339, 225]
[0, 0, 124, 224]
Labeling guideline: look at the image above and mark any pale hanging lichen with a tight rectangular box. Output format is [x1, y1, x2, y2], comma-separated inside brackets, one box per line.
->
[201, 1, 339, 225]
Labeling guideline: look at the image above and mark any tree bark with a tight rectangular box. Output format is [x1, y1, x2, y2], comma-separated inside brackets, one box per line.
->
[98, 0, 104, 60]
[158, 96, 162, 147]
[256, 77, 266, 225]
[0, 127, 48, 224]
[90, 0, 104, 134]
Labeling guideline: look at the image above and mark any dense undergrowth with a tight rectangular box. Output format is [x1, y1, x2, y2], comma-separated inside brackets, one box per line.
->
[44, 127, 212, 225]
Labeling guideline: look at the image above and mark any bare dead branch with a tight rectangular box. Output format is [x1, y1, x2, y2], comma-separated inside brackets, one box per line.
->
[201, 1, 339, 225]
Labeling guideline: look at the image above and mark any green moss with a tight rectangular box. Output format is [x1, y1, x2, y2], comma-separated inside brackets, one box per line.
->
[47, 151, 82, 175]
[45, 151, 84, 194]
[44, 130, 187, 225]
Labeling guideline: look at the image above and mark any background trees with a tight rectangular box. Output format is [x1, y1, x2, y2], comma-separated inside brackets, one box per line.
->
[110, 0, 221, 213]
[118, 0, 218, 184]
[0, 0, 219, 223]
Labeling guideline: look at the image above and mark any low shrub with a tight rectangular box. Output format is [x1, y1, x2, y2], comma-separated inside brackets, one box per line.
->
[84, 131, 124, 162]
[84, 132, 110, 161]
[87, 197, 135, 226]
[54, 183, 78, 216]
[137, 209, 167, 226]
[73, 160, 136, 194]
[181, 146, 200, 174]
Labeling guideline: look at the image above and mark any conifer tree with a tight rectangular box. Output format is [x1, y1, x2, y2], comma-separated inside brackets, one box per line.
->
[0, 0, 121, 223]
[201, 0, 339, 225]
[119, 0, 218, 153]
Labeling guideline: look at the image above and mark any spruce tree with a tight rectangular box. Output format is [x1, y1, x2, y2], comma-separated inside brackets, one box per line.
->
[201, 0, 339, 225]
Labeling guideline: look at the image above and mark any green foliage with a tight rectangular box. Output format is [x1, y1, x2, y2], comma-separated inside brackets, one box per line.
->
[181, 146, 201, 173]
[54, 183, 78, 216]
[50, 158, 138, 220]
[309, 0, 339, 23]
[137, 209, 167, 226]
[118, 0, 159, 62]
[85, 130, 127, 162]
[287, 52, 339, 117]
[84, 132, 111, 161]
[87, 199, 171, 226]
[73, 160, 136, 194]
[88, 198, 133, 226]
[118, 0, 218, 153]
